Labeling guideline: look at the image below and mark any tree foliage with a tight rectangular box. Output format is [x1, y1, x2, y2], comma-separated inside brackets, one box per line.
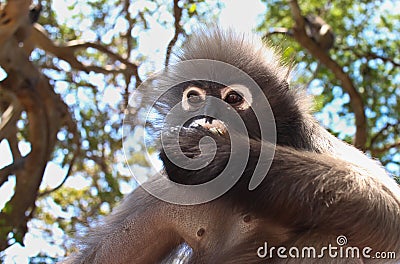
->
[260, 0, 399, 167]
[0, 0, 398, 262]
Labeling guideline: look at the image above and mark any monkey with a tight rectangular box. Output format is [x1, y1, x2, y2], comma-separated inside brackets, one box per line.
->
[28, 2, 42, 25]
[14, 2, 42, 43]
[64, 28, 400, 263]
[304, 14, 335, 52]
[267, 14, 334, 52]
[302, 14, 335, 88]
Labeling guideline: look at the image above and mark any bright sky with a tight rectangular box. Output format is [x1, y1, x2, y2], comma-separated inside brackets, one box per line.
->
[0, 1, 266, 263]
[219, 0, 266, 31]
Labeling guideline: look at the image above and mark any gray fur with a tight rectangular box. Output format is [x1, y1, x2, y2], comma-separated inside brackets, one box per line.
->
[64, 27, 400, 264]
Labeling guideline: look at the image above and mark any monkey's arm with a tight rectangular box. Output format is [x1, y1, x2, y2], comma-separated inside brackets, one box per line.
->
[64, 177, 255, 264]
[161, 128, 400, 254]
[64, 183, 181, 263]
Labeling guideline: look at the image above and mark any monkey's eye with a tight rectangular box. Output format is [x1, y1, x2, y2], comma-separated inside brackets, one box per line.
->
[187, 91, 203, 104]
[225, 91, 243, 105]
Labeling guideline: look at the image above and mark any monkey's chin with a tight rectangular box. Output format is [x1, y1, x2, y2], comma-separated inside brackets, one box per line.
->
[186, 117, 227, 136]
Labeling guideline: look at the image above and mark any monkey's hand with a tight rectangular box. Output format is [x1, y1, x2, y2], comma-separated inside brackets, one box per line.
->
[160, 126, 232, 185]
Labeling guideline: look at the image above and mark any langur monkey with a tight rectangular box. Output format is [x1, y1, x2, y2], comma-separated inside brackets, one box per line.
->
[66, 28, 400, 264]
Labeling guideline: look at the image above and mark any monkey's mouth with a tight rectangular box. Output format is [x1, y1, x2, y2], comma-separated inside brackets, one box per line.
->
[183, 116, 227, 136]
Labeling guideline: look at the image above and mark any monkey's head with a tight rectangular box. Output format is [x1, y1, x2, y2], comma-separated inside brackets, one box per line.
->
[151, 27, 316, 149]
[144, 27, 337, 186]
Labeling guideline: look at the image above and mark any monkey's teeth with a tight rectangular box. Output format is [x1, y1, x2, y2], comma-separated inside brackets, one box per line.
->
[187, 118, 226, 135]
[189, 123, 201, 128]
[192, 119, 206, 127]
[209, 127, 219, 135]
[210, 128, 225, 135]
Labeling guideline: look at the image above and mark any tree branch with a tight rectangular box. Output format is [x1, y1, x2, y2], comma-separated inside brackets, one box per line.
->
[344, 47, 400, 68]
[0, 14, 78, 249]
[25, 24, 139, 77]
[0, 0, 31, 46]
[0, 94, 22, 141]
[287, 0, 367, 149]
[370, 121, 400, 147]
[39, 120, 80, 197]
[371, 141, 400, 156]
[264, 27, 292, 39]
[165, 0, 183, 67]
[0, 158, 24, 187]
[366, 52, 400, 67]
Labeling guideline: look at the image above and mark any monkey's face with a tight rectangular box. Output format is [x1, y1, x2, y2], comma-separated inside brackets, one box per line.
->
[174, 80, 260, 139]
[159, 80, 261, 185]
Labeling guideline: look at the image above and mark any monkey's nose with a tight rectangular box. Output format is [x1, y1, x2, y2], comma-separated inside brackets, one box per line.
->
[205, 116, 214, 124]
